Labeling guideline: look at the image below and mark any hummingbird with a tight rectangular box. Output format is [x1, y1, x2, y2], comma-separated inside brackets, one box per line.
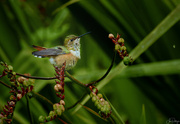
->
[32, 32, 90, 70]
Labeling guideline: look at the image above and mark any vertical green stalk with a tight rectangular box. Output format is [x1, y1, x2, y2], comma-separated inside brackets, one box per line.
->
[25, 95, 33, 124]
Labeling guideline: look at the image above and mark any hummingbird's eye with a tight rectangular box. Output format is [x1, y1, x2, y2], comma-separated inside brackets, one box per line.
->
[70, 39, 74, 42]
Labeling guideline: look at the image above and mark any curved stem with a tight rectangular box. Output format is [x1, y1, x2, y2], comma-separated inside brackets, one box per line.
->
[66, 92, 87, 110]
[86, 51, 116, 87]
[32, 92, 53, 105]
[0, 80, 11, 88]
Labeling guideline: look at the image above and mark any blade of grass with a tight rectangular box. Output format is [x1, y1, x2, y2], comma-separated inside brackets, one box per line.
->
[25, 95, 33, 124]
[104, 95, 125, 124]
[80, 104, 108, 122]
[140, 104, 146, 124]
[52, 0, 80, 15]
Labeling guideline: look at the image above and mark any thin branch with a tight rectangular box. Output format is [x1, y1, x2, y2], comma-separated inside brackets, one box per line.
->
[65, 71, 87, 88]
[0, 80, 11, 88]
[32, 91, 53, 105]
[16, 73, 56, 80]
[66, 92, 87, 110]
[86, 51, 116, 87]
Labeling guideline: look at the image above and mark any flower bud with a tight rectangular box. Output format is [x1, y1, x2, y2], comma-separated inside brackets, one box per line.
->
[54, 84, 59, 92]
[90, 92, 96, 97]
[92, 96, 97, 102]
[58, 105, 65, 112]
[17, 77, 26, 84]
[123, 56, 132, 65]
[100, 98, 105, 102]
[94, 100, 99, 106]
[115, 44, 121, 51]
[56, 109, 62, 116]
[38, 115, 45, 123]
[57, 84, 63, 90]
[118, 38, 124, 43]
[23, 80, 28, 86]
[108, 34, 114, 39]
[60, 100, 65, 106]
[0, 114, 4, 119]
[9, 101, 15, 107]
[17, 93, 22, 101]
[97, 93, 103, 99]
[100, 107, 106, 112]
[121, 46, 126, 51]
[54, 84, 63, 92]
[46, 116, 51, 121]
[8, 65, 13, 71]
[97, 104, 102, 110]
[53, 103, 59, 110]
[49, 111, 56, 117]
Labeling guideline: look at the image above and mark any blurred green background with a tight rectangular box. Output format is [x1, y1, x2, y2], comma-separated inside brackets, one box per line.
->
[0, 0, 180, 124]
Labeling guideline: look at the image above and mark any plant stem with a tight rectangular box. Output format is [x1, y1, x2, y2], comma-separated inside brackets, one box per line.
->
[0, 80, 11, 88]
[16, 73, 56, 80]
[32, 91, 53, 105]
[25, 95, 33, 124]
[86, 51, 115, 86]
[65, 71, 87, 88]
[66, 92, 87, 110]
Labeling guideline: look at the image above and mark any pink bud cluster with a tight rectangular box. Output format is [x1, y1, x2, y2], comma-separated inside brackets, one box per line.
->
[39, 62, 66, 123]
[108, 33, 133, 65]
[89, 86, 112, 119]
[0, 76, 34, 123]
[109, 33, 128, 59]
[54, 62, 66, 100]
[0, 62, 34, 124]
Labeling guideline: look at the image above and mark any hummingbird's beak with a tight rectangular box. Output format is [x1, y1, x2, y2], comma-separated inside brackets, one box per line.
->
[78, 31, 91, 38]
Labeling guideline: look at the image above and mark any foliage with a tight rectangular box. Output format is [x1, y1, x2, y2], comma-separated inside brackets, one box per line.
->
[0, 0, 180, 124]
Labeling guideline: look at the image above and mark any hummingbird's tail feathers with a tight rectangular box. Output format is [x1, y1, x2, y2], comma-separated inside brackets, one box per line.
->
[32, 45, 46, 51]
[32, 48, 66, 58]
[32, 51, 47, 58]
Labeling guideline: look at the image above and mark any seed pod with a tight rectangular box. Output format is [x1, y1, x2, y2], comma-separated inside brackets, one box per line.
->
[54, 84, 59, 92]
[118, 38, 124, 43]
[58, 105, 65, 112]
[92, 96, 97, 102]
[49, 111, 56, 117]
[56, 109, 62, 116]
[46, 116, 51, 121]
[17, 94, 22, 101]
[9, 101, 15, 107]
[94, 100, 99, 106]
[97, 93, 103, 99]
[8, 65, 13, 71]
[97, 103, 102, 110]
[90, 92, 96, 97]
[121, 46, 126, 51]
[123, 56, 133, 65]
[38, 115, 45, 123]
[57, 84, 63, 90]
[115, 44, 121, 51]
[17, 77, 26, 84]
[53, 103, 59, 110]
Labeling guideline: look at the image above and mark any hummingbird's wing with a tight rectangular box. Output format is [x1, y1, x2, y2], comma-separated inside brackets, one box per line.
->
[32, 45, 70, 58]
